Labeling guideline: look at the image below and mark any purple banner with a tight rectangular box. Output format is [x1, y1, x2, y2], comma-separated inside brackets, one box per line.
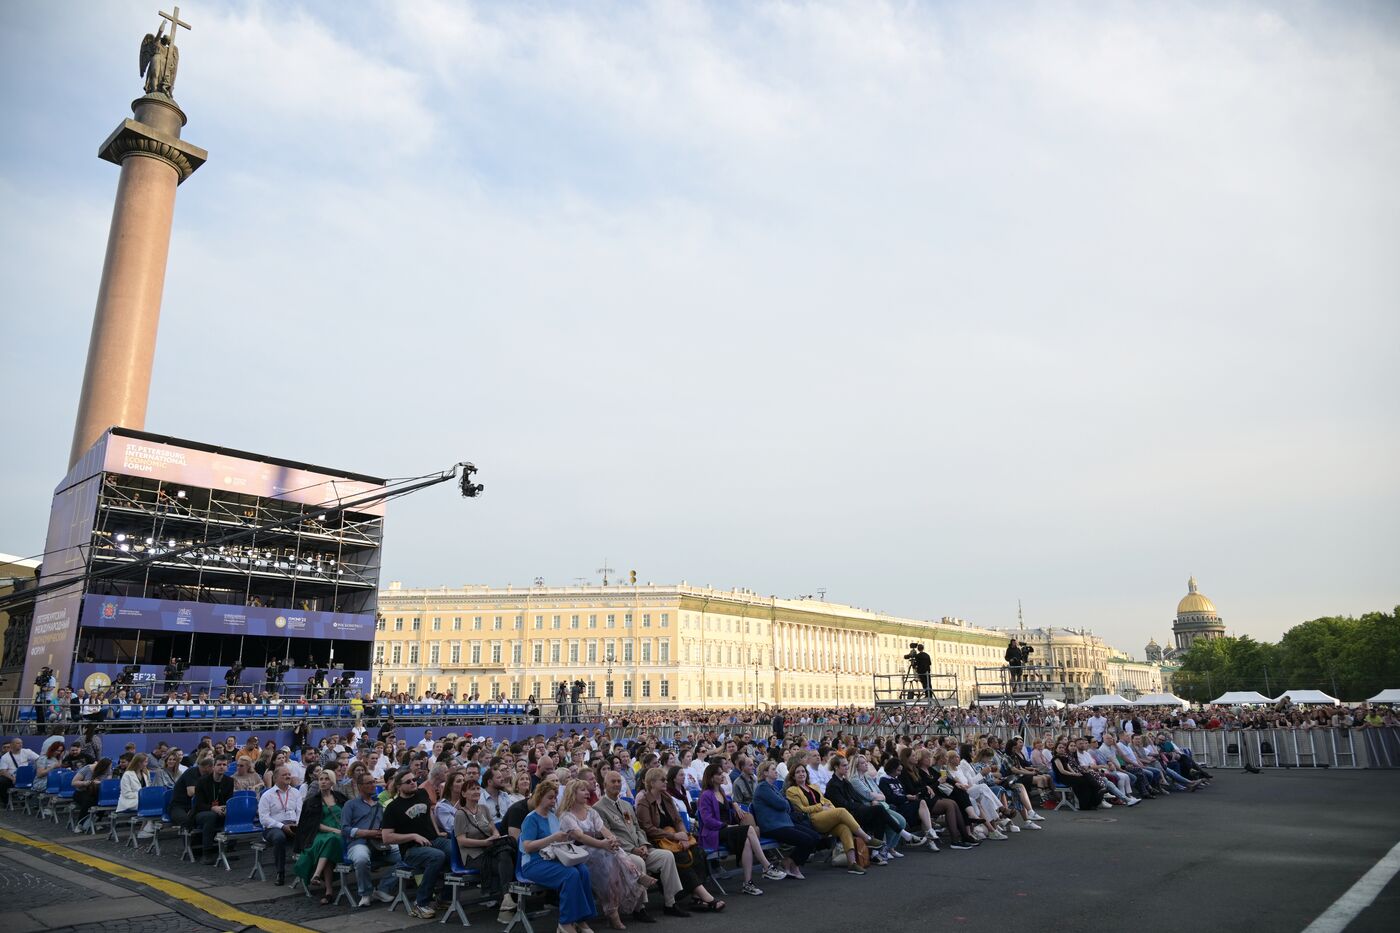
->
[71, 664, 369, 697]
[81, 594, 376, 641]
[102, 435, 386, 515]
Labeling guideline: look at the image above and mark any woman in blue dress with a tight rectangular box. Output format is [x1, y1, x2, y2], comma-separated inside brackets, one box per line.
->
[517, 778, 597, 933]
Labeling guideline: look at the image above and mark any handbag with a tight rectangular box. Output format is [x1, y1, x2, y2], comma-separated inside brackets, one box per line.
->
[542, 841, 589, 866]
[852, 835, 872, 869]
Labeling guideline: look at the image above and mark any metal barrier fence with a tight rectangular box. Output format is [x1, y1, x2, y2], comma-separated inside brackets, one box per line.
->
[0, 697, 604, 735]
[604, 723, 1400, 770]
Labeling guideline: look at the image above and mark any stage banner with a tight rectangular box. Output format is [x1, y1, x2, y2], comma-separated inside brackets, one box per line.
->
[73, 663, 370, 697]
[80, 594, 377, 641]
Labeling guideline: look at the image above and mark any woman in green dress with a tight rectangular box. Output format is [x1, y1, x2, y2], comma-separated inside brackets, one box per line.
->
[294, 769, 347, 904]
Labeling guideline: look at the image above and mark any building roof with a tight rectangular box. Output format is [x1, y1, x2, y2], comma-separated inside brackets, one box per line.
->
[1176, 576, 1218, 617]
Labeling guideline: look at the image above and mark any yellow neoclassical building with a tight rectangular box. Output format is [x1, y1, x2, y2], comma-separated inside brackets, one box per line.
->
[372, 582, 1014, 707]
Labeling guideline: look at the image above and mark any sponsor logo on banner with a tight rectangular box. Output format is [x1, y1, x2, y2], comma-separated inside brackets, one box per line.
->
[84, 672, 112, 692]
[176, 607, 193, 627]
[274, 616, 287, 629]
[102, 601, 118, 620]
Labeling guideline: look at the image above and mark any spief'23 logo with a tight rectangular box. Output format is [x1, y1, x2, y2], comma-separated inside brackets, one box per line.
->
[274, 616, 287, 629]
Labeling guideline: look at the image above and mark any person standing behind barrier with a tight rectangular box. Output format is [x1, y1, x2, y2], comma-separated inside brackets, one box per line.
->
[771, 709, 785, 747]
[193, 754, 235, 864]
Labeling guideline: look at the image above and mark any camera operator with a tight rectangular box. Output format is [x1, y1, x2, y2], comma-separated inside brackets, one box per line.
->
[1005, 638, 1023, 686]
[162, 657, 186, 695]
[904, 643, 933, 699]
[224, 659, 244, 696]
[33, 666, 57, 725]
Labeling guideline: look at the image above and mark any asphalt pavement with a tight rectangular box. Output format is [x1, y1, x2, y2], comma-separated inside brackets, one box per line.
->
[1, 768, 1397, 933]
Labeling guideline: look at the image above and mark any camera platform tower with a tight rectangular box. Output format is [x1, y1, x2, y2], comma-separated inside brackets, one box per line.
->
[872, 671, 959, 708]
[973, 663, 1066, 712]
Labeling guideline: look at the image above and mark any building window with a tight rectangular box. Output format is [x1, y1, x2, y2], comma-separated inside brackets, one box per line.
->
[569, 642, 579, 663]
[511, 681, 521, 699]
[514, 615, 523, 629]
[430, 644, 440, 665]
[550, 643, 561, 663]
[624, 613, 632, 628]
[623, 680, 633, 698]
[491, 644, 502, 664]
[571, 614, 580, 629]
[494, 616, 503, 630]
[659, 642, 669, 663]
[587, 680, 597, 697]
[454, 616, 463, 630]
[391, 645, 401, 665]
[552, 614, 561, 629]
[471, 644, 481, 664]
[432, 617, 441, 630]
[642, 679, 651, 698]
[394, 618, 404, 631]
[660, 679, 670, 698]
[624, 642, 634, 663]
[660, 613, 669, 627]
[512, 643, 522, 664]
[412, 617, 420, 630]
[587, 642, 597, 663]
[409, 645, 419, 664]
[375, 645, 385, 665]
[531, 681, 541, 698]
[533, 644, 543, 664]
[607, 614, 615, 628]
[588, 614, 597, 629]
[535, 615, 544, 630]
[606, 680, 614, 698]
[643, 613, 651, 628]
[451, 643, 461, 664]
[377, 618, 386, 631]
[642, 641, 652, 663]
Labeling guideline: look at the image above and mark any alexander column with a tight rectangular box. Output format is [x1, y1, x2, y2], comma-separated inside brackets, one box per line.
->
[68, 7, 207, 467]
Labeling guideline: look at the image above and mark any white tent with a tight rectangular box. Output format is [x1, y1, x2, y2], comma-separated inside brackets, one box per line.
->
[1077, 694, 1133, 708]
[1274, 689, 1340, 705]
[1208, 691, 1274, 705]
[1365, 689, 1400, 704]
[1133, 692, 1190, 708]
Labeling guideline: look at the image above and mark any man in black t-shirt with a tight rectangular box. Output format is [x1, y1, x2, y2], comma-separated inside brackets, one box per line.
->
[170, 756, 209, 829]
[502, 796, 531, 839]
[379, 772, 448, 919]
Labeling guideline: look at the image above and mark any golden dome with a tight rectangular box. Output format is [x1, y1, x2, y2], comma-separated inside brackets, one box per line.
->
[1176, 576, 1218, 616]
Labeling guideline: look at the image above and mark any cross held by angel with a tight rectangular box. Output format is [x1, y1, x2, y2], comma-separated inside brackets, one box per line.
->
[141, 7, 191, 97]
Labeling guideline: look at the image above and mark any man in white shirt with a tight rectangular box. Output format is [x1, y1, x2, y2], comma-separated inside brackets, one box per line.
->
[1087, 714, 1108, 742]
[804, 750, 832, 794]
[283, 747, 306, 784]
[257, 767, 303, 884]
[416, 730, 435, 753]
[0, 738, 40, 799]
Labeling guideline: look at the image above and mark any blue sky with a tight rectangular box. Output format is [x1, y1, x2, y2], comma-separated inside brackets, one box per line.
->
[2, 1, 1397, 657]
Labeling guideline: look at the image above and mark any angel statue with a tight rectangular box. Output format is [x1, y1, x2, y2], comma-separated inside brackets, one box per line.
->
[141, 9, 190, 97]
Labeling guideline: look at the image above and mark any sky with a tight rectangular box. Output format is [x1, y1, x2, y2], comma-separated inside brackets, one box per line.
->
[1, 1, 1397, 659]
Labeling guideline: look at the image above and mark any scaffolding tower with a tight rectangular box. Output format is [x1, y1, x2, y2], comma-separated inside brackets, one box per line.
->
[973, 663, 1070, 710]
[872, 670, 960, 708]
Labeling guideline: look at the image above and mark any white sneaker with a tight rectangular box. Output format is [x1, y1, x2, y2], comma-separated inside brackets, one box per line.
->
[1024, 822, 1042, 830]
[987, 830, 1008, 840]
[1098, 802, 1113, 810]
[357, 896, 370, 908]
[1008, 824, 1021, 833]
[1125, 798, 1141, 807]
[972, 826, 987, 839]
[889, 848, 905, 858]
[1028, 813, 1045, 821]
[373, 890, 395, 904]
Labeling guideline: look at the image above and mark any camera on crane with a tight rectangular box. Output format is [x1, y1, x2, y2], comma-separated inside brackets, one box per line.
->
[458, 463, 484, 499]
[904, 643, 924, 662]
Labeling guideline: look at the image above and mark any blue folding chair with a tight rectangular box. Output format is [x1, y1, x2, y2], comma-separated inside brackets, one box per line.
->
[440, 833, 484, 926]
[43, 769, 76, 824]
[8, 764, 35, 812]
[127, 785, 172, 849]
[215, 794, 262, 870]
[84, 777, 121, 834]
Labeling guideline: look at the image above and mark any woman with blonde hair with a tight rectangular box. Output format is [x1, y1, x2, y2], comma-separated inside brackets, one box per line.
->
[560, 779, 647, 929]
[783, 760, 874, 874]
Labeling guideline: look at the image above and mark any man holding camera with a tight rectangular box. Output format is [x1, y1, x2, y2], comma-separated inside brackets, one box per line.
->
[906, 643, 933, 699]
[33, 667, 57, 724]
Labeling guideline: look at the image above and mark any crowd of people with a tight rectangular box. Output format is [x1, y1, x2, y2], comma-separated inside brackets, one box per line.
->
[0, 704, 1252, 929]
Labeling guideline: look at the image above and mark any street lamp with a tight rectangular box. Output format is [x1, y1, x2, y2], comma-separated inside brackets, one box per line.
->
[833, 662, 842, 708]
[753, 658, 760, 708]
[605, 648, 615, 714]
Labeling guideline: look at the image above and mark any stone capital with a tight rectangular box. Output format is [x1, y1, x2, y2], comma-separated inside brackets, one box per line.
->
[98, 118, 208, 184]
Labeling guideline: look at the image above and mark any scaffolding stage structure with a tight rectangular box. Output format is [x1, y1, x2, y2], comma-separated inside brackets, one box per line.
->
[973, 663, 1071, 710]
[872, 670, 960, 708]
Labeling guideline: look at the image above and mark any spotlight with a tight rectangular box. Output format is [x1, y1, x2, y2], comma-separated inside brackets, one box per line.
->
[115, 534, 126, 542]
[176, 490, 186, 498]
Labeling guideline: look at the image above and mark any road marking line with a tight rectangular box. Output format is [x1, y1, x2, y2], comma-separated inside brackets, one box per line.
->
[0, 827, 313, 933]
[1301, 837, 1400, 933]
